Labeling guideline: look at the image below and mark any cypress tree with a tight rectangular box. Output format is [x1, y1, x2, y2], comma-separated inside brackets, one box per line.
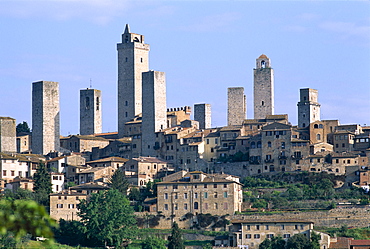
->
[33, 162, 52, 206]
[168, 222, 185, 249]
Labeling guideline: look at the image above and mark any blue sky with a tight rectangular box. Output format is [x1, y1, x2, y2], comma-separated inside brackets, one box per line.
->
[0, 0, 369, 135]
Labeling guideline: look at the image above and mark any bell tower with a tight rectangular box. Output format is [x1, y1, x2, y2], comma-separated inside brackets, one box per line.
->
[117, 24, 150, 137]
[253, 54, 274, 119]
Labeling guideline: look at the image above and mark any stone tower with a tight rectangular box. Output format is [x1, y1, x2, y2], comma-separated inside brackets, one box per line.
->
[117, 24, 150, 137]
[32, 81, 60, 155]
[297, 88, 321, 128]
[254, 54, 274, 119]
[194, 103, 211, 129]
[80, 88, 102, 135]
[0, 117, 16, 152]
[227, 87, 246, 126]
[141, 71, 166, 157]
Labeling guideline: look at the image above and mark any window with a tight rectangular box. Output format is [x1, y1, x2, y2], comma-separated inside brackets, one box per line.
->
[283, 234, 291, 238]
[256, 225, 260, 230]
[194, 193, 198, 198]
[11, 171, 15, 176]
[251, 142, 256, 149]
[164, 193, 168, 199]
[57, 204, 63, 208]
[281, 225, 285, 230]
[265, 225, 269, 230]
[204, 192, 208, 198]
[246, 225, 250, 230]
[194, 202, 199, 209]
[214, 184, 217, 188]
[267, 234, 274, 239]
[174, 193, 178, 199]
[18, 171, 22, 177]
[223, 203, 228, 210]
[184, 203, 188, 210]
[295, 225, 299, 230]
[204, 184, 208, 188]
[164, 204, 168, 210]
[3, 170, 6, 176]
[254, 234, 260, 239]
[246, 234, 251, 239]
[184, 193, 188, 199]
[281, 142, 285, 149]
[173, 185, 178, 190]
[223, 192, 228, 198]
[224, 184, 227, 188]
[214, 203, 218, 209]
[214, 192, 218, 198]
[174, 204, 178, 210]
[68, 204, 75, 209]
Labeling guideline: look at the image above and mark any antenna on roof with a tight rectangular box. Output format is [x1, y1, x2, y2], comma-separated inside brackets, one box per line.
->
[90, 78, 92, 88]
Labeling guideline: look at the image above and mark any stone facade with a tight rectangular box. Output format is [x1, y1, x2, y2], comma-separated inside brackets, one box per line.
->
[194, 103, 211, 129]
[32, 81, 60, 155]
[254, 54, 274, 119]
[0, 117, 16, 153]
[76, 166, 115, 184]
[117, 24, 150, 137]
[16, 134, 31, 153]
[141, 71, 167, 157]
[227, 87, 246, 126]
[156, 171, 243, 219]
[297, 88, 321, 128]
[80, 88, 102, 135]
[60, 135, 110, 153]
[49, 192, 87, 221]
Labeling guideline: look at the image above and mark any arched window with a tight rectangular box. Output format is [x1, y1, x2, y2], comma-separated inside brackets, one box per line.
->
[267, 141, 272, 147]
[261, 60, 266, 68]
[257, 141, 262, 148]
[194, 202, 199, 210]
[319, 124, 323, 129]
[314, 124, 319, 129]
[317, 134, 321, 140]
[251, 142, 256, 149]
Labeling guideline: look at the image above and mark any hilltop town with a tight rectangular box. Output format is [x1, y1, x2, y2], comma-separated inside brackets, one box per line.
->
[1, 25, 370, 249]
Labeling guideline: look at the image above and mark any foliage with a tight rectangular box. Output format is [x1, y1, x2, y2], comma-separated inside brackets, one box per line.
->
[316, 226, 370, 240]
[243, 176, 285, 188]
[141, 236, 167, 249]
[168, 222, 185, 249]
[33, 162, 52, 206]
[107, 169, 130, 196]
[16, 121, 30, 134]
[54, 219, 85, 246]
[286, 233, 312, 249]
[78, 189, 138, 248]
[2, 188, 35, 201]
[259, 236, 286, 249]
[202, 243, 213, 249]
[218, 151, 249, 163]
[0, 199, 56, 242]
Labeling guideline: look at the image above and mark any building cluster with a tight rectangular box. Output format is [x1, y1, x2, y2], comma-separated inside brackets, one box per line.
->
[0, 24, 369, 248]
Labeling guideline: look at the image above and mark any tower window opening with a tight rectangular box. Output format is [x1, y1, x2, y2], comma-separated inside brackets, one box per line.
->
[125, 57, 128, 62]
[85, 97, 90, 109]
[261, 60, 266, 68]
[304, 96, 307, 101]
[140, 58, 143, 63]
[125, 36, 129, 43]
[96, 97, 100, 110]
[125, 112, 128, 117]
[125, 101, 128, 106]
[261, 101, 264, 106]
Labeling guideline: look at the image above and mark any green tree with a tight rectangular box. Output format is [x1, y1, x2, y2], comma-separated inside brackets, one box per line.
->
[54, 219, 85, 246]
[0, 199, 56, 242]
[310, 232, 321, 249]
[107, 169, 130, 196]
[16, 121, 30, 134]
[259, 237, 272, 249]
[168, 222, 185, 249]
[33, 162, 52, 206]
[78, 189, 137, 248]
[271, 236, 286, 249]
[141, 236, 166, 249]
[286, 233, 311, 249]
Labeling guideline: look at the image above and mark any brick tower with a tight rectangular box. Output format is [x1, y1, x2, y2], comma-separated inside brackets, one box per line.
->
[141, 71, 167, 157]
[80, 88, 102, 135]
[32, 81, 60, 155]
[117, 24, 150, 137]
[297, 88, 321, 128]
[254, 54, 274, 119]
[194, 103, 211, 129]
[227, 87, 246, 126]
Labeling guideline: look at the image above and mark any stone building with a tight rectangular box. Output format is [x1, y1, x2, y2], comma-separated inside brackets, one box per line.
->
[117, 24, 150, 137]
[46, 154, 86, 173]
[194, 103, 211, 129]
[80, 88, 102, 135]
[32, 81, 60, 155]
[156, 171, 243, 219]
[141, 71, 167, 157]
[0, 117, 16, 153]
[254, 54, 274, 119]
[60, 135, 110, 153]
[16, 133, 31, 153]
[86, 156, 128, 169]
[76, 166, 115, 184]
[49, 191, 87, 221]
[297, 88, 321, 128]
[51, 172, 64, 193]
[227, 87, 246, 126]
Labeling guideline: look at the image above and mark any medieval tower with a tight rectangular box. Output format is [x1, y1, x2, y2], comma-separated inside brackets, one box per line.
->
[297, 88, 321, 128]
[194, 103, 211, 129]
[80, 88, 102, 135]
[0, 117, 16, 153]
[227, 87, 246, 126]
[32, 81, 60, 155]
[254, 54, 274, 119]
[117, 24, 150, 137]
[141, 71, 167, 157]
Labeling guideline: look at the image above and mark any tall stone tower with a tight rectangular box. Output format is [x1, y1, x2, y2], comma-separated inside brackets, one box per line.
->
[297, 88, 321, 128]
[80, 88, 102, 135]
[0, 117, 16, 153]
[117, 24, 150, 137]
[32, 81, 60, 155]
[227, 87, 246, 126]
[194, 103, 211, 129]
[141, 71, 166, 157]
[254, 54, 274, 119]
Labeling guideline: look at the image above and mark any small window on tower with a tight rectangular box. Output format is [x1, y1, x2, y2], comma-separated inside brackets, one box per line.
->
[96, 97, 100, 110]
[125, 101, 128, 106]
[261, 60, 266, 68]
[262, 101, 264, 106]
[125, 57, 128, 62]
[140, 58, 143, 63]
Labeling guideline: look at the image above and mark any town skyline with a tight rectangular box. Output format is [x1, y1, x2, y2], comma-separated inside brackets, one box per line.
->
[0, 1, 369, 135]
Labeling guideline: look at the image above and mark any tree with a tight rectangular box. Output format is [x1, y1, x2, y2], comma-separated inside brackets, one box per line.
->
[78, 189, 137, 248]
[142, 236, 166, 249]
[168, 222, 185, 249]
[259, 237, 272, 249]
[16, 121, 30, 134]
[107, 169, 130, 196]
[54, 219, 86, 246]
[33, 162, 52, 206]
[286, 233, 311, 249]
[0, 199, 56, 242]
[259, 236, 286, 249]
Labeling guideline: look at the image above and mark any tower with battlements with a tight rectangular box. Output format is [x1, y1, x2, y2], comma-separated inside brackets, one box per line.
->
[228, 87, 246, 126]
[80, 88, 102, 135]
[32, 81, 60, 155]
[117, 24, 150, 137]
[254, 54, 274, 119]
[297, 88, 321, 128]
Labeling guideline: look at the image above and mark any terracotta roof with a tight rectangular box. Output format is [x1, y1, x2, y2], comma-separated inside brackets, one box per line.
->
[70, 182, 109, 190]
[351, 240, 370, 245]
[86, 156, 128, 164]
[258, 54, 268, 59]
[132, 157, 168, 164]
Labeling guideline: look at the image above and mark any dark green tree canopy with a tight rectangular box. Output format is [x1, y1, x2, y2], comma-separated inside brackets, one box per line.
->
[16, 121, 30, 134]
[78, 189, 137, 248]
[33, 162, 52, 206]
[141, 236, 166, 249]
[168, 222, 185, 249]
[107, 169, 129, 196]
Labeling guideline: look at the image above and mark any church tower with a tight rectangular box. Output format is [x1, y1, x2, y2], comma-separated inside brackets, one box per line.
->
[297, 88, 320, 128]
[117, 24, 150, 137]
[80, 88, 102, 135]
[253, 54, 274, 119]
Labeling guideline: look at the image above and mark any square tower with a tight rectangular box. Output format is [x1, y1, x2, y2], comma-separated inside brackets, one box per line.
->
[228, 87, 246, 126]
[80, 89, 102, 135]
[141, 71, 167, 157]
[297, 88, 321, 128]
[32, 81, 60, 155]
[194, 103, 211, 129]
[0, 117, 16, 152]
[254, 54, 274, 119]
[117, 24, 150, 137]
